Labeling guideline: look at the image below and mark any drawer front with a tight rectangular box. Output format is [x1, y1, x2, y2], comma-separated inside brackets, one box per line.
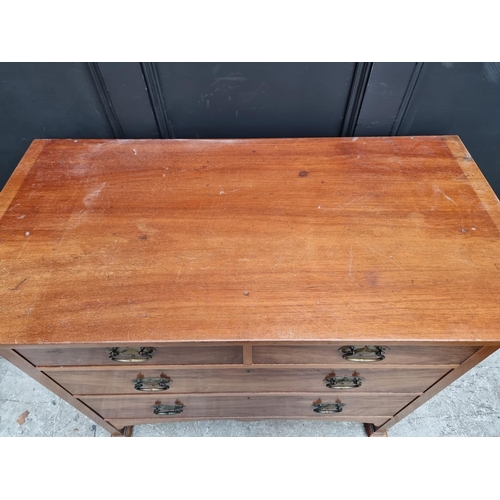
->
[50, 366, 450, 395]
[253, 345, 479, 365]
[106, 416, 391, 427]
[17, 345, 243, 367]
[81, 393, 416, 419]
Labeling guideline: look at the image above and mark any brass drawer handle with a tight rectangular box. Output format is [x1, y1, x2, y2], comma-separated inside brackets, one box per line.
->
[339, 345, 388, 362]
[324, 375, 364, 389]
[132, 377, 171, 391]
[312, 402, 345, 414]
[106, 347, 156, 363]
[152, 403, 184, 415]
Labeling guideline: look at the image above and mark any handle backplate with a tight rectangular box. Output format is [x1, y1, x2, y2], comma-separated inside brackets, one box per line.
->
[152, 403, 184, 415]
[132, 377, 171, 391]
[106, 347, 156, 363]
[312, 402, 345, 414]
[339, 345, 388, 362]
[324, 375, 364, 389]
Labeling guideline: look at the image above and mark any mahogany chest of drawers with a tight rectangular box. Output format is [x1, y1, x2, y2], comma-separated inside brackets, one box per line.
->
[1, 136, 499, 436]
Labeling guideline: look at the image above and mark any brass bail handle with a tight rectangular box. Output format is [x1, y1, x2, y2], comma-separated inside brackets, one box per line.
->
[132, 377, 171, 391]
[152, 403, 184, 415]
[106, 347, 156, 363]
[339, 345, 389, 362]
[312, 402, 346, 414]
[324, 375, 365, 389]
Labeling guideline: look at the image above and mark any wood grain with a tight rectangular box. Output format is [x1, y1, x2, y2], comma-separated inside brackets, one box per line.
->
[243, 343, 253, 365]
[252, 344, 479, 365]
[1, 137, 500, 345]
[81, 393, 417, 419]
[41, 362, 460, 371]
[0, 140, 46, 219]
[17, 345, 243, 366]
[50, 366, 450, 395]
[445, 136, 500, 230]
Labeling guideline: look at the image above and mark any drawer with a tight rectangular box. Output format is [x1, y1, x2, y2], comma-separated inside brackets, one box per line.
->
[49, 366, 451, 395]
[81, 393, 417, 420]
[17, 345, 243, 367]
[252, 344, 479, 365]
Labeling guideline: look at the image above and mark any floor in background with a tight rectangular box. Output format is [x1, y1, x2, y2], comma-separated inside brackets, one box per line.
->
[2, 350, 500, 437]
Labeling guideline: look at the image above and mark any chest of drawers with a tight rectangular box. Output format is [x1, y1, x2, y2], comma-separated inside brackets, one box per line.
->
[1, 136, 499, 437]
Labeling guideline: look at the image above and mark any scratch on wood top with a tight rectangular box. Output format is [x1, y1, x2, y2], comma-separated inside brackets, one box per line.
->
[10, 276, 30, 291]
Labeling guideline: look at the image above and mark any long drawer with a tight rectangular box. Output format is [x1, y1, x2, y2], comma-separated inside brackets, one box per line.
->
[252, 345, 479, 365]
[17, 345, 243, 366]
[48, 366, 451, 395]
[82, 393, 417, 419]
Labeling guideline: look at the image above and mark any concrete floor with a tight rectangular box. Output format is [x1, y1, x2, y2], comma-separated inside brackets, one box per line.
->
[1, 350, 500, 437]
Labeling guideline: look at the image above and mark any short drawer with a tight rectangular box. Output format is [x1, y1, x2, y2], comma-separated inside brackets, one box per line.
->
[252, 344, 479, 365]
[81, 393, 417, 420]
[17, 345, 243, 367]
[48, 366, 451, 395]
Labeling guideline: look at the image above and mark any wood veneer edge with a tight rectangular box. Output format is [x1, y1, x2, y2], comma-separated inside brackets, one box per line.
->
[40, 363, 461, 371]
[445, 135, 500, 232]
[243, 343, 253, 365]
[78, 391, 422, 399]
[8, 340, 500, 349]
[0, 140, 48, 220]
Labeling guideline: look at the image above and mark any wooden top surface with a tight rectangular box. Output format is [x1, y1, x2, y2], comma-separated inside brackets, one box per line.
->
[1, 136, 500, 345]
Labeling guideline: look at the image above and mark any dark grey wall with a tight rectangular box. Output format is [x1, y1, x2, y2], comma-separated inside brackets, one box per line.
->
[1, 62, 500, 196]
[154, 63, 357, 138]
[396, 63, 500, 195]
[0, 63, 114, 188]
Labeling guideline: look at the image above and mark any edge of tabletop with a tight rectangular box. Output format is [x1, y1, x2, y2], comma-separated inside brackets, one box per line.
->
[3, 340, 500, 349]
[444, 135, 500, 232]
[0, 140, 48, 220]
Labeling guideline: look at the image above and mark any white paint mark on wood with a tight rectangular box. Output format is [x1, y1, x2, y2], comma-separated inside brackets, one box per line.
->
[355, 238, 405, 271]
[442, 192, 457, 204]
[84, 183, 106, 207]
[136, 222, 159, 235]
[433, 185, 457, 205]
